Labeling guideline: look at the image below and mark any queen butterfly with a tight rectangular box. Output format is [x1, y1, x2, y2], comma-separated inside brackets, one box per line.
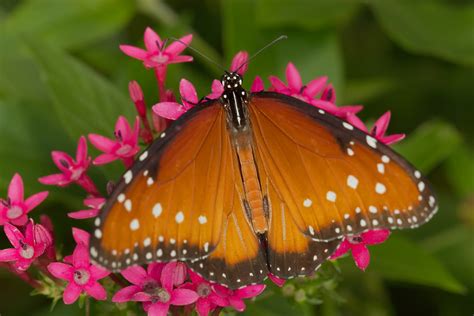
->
[89, 70, 438, 289]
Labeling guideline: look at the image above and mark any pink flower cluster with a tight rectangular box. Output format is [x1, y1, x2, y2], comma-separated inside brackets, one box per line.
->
[0, 26, 403, 313]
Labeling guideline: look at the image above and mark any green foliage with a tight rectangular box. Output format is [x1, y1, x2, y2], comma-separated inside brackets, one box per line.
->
[0, 0, 472, 315]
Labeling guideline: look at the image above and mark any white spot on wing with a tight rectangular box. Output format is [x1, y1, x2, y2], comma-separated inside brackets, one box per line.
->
[130, 219, 140, 231]
[175, 211, 184, 224]
[303, 198, 312, 207]
[152, 203, 162, 218]
[366, 135, 377, 148]
[124, 170, 133, 184]
[326, 191, 337, 202]
[375, 182, 386, 194]
[347, 175, 359, 189]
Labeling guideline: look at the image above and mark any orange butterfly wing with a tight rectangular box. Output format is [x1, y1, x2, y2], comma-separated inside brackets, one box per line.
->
[249, 93, 438, 243]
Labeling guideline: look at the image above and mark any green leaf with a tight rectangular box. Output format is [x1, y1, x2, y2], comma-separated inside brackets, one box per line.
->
[256, 0, 359, 30]
[369, 235, 466, 294]
[5, 0, 135, 50]
[243, 293, 313, 316]
[25, 37, 134, 139]
[394, 120, 462, 173]
[368, 0, 474, 66]
[445, 147, 474, 197]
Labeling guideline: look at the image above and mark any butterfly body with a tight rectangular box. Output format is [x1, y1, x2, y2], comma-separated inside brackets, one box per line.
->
[90, 72, 438, 289]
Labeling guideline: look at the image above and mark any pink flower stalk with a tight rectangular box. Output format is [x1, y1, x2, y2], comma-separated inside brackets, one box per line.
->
[214, 283, 266, 312]
[68, 197, 105, 220]
[120, 27, 193, 99]
[88, 116, 140, 168]
[0, 173, 48, 226]
[230, 51, 249, 75]
[113, 262, 198, 316]
[129, 81, 153, 144]
[346, 111, 405, 146]
[269, 63, 362, 119]
[0, 221, 49, 271]
[182, 270, 229, 316]
[48, 230, 109, 304]
[330, 229, 390, 271]
[39, 137, 98, 195]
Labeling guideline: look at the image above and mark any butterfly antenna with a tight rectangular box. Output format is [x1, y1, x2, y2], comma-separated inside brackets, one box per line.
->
[234, 35, 288, 73]
[169, 37, 227, 72]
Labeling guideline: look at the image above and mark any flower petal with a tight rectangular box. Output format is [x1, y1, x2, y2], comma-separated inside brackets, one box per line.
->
[8, 174, 24, 202]
[268, 273, 285, 287]
[68, 209, 99, 219]
[0, 248, 19, 262]
[351, 243, 370, 271]
[93, 153, 118, 165]
[112, 285, 142, 303]
[230, 51, 249, 75]
[120, 45, 148, 60]
[160, 262, 177, 291]
[330, 239, 351, 259]
[168, 55, 193, 64]
[362, 229, 390, 245]
[144, 27, 162, 52]
[228, 297, 246, 312]
[48, 262, 73, 280]
[304, 76, 327, 98]
[381, 133, 405, 145]
[75, 136, 88, 163]
[4, 223, 22, 248]
[170, 288, 199, 305]
[152, 102, 187, 120]
[179, 79, 198, 109]
[121, 265, 148, 285]
[51, 151, 74, 173]
[234, 284, 266, 299]
[88, 134, 116, 153]
[72, 228, 90, 246]
[285, 63, 302, 92]
[148, 302, 170, 316]
[24, 191, 48, 212]
[166, 34, 193, 56]
[206, 80, 224, 100]
[345, 113, 368, 132]
[371, 111, 391, 137]
[250, 76, 265, 93]
[72, 243, 90, 268]
[63, 282, 82, 304]
[268, 76, 288, 93]
[89, 265, 110, 280]
[196, 298, 213, 316]
[84, 282, 107, 300]
[38, 174, 70, 186]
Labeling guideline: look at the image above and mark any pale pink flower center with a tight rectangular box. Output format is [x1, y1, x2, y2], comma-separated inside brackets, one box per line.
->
[74, 269, 90, 285]
[151, 52, 169, 64]
[6, 205, 23, 219]
[116, 144, 133, 156]
[347, 235, 364, 244]
[197, 283, 211, 298]
[70, 167, 84, 181]
[143, 280, 171, 303]
[20, 243, 34, 259]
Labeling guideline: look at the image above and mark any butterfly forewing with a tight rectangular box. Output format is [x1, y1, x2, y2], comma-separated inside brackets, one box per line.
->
[91, 103, 231, 270]
[249, 93, 438, 242]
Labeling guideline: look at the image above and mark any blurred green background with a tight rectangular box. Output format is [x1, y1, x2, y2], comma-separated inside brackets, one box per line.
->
[0, 0, 473, 315]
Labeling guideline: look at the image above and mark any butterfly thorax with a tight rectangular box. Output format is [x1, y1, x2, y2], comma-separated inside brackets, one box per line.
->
[220, 72, 268, 234]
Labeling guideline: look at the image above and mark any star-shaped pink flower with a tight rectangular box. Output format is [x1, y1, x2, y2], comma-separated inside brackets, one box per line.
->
[68, 197, 105, 220]
[0, 173, 48, 226]
[0, 221, 50, 271]
[330, 229, 390, 271]
[39, 136, 98, 195]
[214, 283, 266, 312]
[88, 116, 140, 168]
[120, 27, 193, 81]
[346, 111, 405, 146]
[47, 229, 109, 304]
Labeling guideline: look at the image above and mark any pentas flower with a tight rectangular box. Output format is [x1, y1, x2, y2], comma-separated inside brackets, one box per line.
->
[88, 116, 140, 168]
[181, 270, 229, 316]
[230, 51, 249, 75]
[330, 229, 390, 271]
[0, 173, 48, 226]
[346, 111, 405, 146]
[129, 81, 154, 144]
[113, 262, 198, 316]
[0, 221, 50, 271]
[214, 283, 266, 312]
[48, 230, 109, 304]
[250, 76, 265, 93]
[120, 27, 193, 83]
[39, 136, 98, 195]
[269, 63, 362, 119]
[68, 197, 105, 220]
[40, 215, 56, 260]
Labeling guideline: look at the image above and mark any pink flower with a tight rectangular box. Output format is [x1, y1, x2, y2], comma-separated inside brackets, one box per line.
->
[120, 27, 193, 80]
[40, 215, 56, 260]
[68, 197, 105, 220]
[39, 136, 98, 195]
[88, 116, 140, 168]
[129, 81, 153, 144]
[250, 76, 265, 92]
[181, 270, 229, 316]
[0, 173, 48, 226]
[330, 229, 390, 271]
[214, 283, 266, 312]
[230, 51, 249, 75]
[153, 79, 199, 120]
[268, 273, 286, 287]
[269, 63, 362, 119]
[114, 262, 198, 316]
[48, 230, 109, 304]
[346, 111, 405, 146]
[0, 221, 49, 271]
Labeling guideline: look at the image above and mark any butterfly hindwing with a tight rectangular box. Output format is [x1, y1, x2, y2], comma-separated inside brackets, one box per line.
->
[249, 92, 438, 242]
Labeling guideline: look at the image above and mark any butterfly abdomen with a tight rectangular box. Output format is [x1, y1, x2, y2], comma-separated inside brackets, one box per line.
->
[236, 144, 268, 234]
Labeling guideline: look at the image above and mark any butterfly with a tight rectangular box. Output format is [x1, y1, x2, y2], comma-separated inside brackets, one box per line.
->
[89, 71, 438, 289]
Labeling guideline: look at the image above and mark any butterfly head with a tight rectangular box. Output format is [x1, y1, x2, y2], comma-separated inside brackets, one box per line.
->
[221, 72, 243, 91]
